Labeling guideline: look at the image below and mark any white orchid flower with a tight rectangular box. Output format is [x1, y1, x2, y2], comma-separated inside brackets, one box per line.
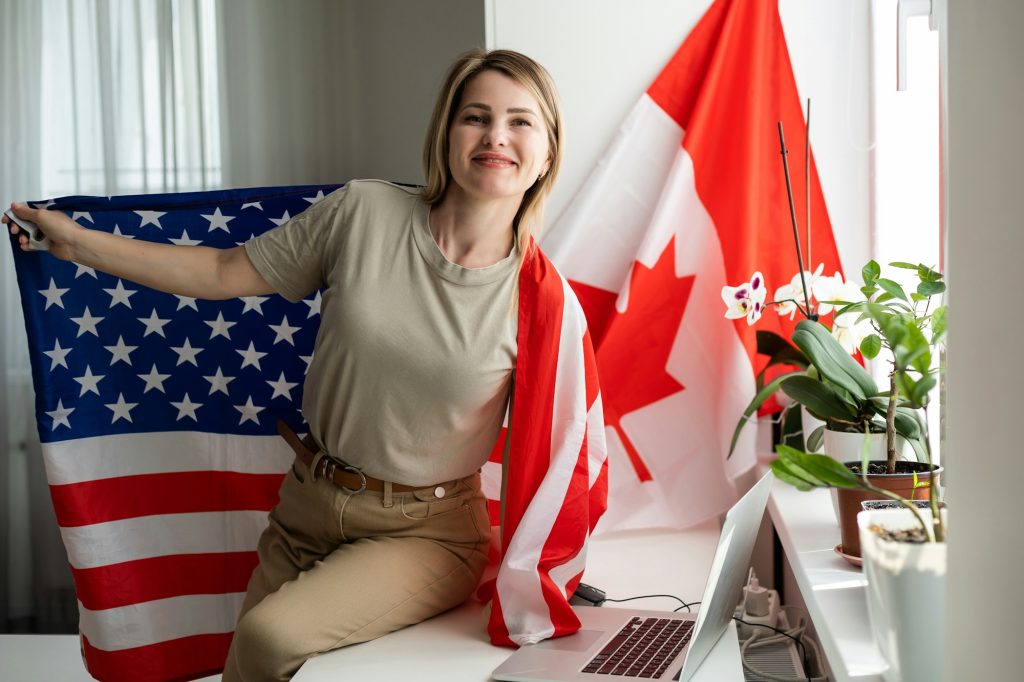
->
[813, 271, 863, 315]
[832, 312, 875, 355]
[721, 272, 768, 325]
[773, 263, 824, 319]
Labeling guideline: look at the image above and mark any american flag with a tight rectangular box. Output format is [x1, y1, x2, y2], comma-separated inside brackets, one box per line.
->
[11, 184, 342, 681]
[13, 183, 610, 679]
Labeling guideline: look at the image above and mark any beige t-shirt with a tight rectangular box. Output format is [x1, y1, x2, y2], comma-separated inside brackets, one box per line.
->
[244, 180, 518, 485]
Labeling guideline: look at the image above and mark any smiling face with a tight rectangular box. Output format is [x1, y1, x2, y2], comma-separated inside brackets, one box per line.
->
[446, 69, 552, 205]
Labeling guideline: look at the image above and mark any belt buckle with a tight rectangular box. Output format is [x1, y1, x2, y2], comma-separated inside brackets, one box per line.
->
[340, 463, 366, 495]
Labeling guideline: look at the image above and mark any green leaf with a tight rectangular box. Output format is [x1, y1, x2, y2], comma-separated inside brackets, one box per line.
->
[860, 334, 882, 359]
[777, 445, 862, 489]
[807, 424, 825, 452]
[780, 405, 806, 450]
[791, 320, 878, 401]
[781, 375, 858, 421]
[834, 301, 868, 318]
[910, 374, 937, 406]
[755, 331, 809, 372]
[770, 460, 819, 491]
[931, 306, 947, 342]
[893, 408, 922, 439]
[862, 260, 881, 285]
[918, 265, 943, 282]
[861, 285, 879, 299]
[876, 278, 909, 302]
[727, 369, 807, 457]
[911, 293, 927, 302]
[917, 281, 946, 296]
[859, 428, 872, 477]
[888, 261, 918, 270]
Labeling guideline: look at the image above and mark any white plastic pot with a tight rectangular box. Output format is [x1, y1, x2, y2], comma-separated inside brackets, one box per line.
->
[858, 507, 947, 682]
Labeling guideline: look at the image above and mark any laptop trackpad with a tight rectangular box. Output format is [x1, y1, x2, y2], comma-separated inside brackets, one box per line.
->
[534, 630, 604, 652]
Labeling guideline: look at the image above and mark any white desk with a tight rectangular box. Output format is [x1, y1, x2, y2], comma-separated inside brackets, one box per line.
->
[295, 524, 745, 681]
[0, 524, 744, 681]
[766, 471, 889, 682]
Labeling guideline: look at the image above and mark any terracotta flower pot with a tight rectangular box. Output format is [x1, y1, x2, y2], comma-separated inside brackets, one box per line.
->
[836, 460, 941, 558]
[821, 429, 913, 523]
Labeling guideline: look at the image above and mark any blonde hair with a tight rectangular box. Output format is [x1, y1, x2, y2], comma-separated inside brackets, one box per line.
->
[421, 49, 563, 261]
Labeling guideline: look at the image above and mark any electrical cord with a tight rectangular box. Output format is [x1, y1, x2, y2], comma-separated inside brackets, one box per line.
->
[602, 594, 699, 613]
[734, 606, 828, 682]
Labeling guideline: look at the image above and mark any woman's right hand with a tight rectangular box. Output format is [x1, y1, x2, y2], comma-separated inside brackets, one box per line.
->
[3, 202, 83, 261]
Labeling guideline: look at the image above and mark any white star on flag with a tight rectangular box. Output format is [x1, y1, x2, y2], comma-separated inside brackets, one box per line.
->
[203, 367, 235, 396]
[205, 312, 236, 340]
[72, 212, 93, 223]
[31, 199, 55, 209]
[169, 229, 203, 246]
[202, 207, 236, 233]
[235, 396, 264, 425]
[300, 353, 314, 374]
[237, 342, 267, 371]
[175, 295, 199, 311]
[240, 201, 263, 210]
[138, 309, 171, 337]
[112, 225, 135, 239]
[73, 366, 105, 396]
[135, 210, 167, 228]
[138, 365, 171, 393]
[270, 211, 291, 226]
[44, 339, 72, 370]
[39, 278, 70, 310]
[304, 190, 326, 204]
[171, 393, 202, 421]
[70, 307, 104, 337]
[240, 295, 269, 315]
[74, 264, 98, 279]
[105, 336, 137, 366]
[45, 399, 75, 430]
[269, 316, 300, 345]
[267, 372, 298, 400]
[104, 280, 137, 309]
[106, 393, 138, 424]
[303, 291, 321, 318]
[171, 339, 203, 367]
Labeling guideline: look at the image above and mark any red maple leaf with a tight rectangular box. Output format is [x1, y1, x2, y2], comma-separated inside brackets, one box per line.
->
[570, 238, 694, 482]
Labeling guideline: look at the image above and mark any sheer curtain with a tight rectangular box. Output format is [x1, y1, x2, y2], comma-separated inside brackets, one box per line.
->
[0, 0, 221, 633]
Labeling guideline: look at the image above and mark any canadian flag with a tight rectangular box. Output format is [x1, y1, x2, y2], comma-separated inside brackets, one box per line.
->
[542, 0, 843, 531]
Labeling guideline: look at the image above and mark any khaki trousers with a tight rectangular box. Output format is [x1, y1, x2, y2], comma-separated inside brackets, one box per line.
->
[221, 456, 491, 682]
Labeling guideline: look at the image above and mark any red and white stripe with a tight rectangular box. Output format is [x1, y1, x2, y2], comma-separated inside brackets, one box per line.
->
[40, 432, 290, 680]
[543, 0, 843, 532]
[487, 245, 608, 647]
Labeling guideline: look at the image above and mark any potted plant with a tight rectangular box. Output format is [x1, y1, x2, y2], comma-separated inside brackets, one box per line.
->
[771, 260, 945, 557]
[768, 261, 946, 682]
[725, 121, 947, 682]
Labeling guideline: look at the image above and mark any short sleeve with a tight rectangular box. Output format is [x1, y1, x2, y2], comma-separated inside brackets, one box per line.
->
[243, 185, 349, 302]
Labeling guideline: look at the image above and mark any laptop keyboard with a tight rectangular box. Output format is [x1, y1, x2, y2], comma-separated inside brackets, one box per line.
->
[581, 616, 695, 678]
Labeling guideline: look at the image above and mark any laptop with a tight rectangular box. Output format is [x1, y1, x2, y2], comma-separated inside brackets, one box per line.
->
[492, 471, 774, 682]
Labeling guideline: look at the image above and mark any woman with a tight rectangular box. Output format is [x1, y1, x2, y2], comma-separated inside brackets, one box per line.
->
[6, 49, 606, 681]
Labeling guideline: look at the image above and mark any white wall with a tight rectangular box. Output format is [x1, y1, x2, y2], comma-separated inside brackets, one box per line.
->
[488, 0, 872, 272]
[944, 1, 1023, 678]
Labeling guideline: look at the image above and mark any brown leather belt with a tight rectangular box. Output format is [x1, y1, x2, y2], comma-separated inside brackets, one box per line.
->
[276, 419, 424, 494]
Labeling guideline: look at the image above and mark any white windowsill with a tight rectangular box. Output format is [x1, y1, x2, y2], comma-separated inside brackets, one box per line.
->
[765, 463, 889, 682]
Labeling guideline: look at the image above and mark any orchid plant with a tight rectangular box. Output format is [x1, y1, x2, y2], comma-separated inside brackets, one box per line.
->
[724, 120, 946, 545]
[721, 265, 874, 355]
